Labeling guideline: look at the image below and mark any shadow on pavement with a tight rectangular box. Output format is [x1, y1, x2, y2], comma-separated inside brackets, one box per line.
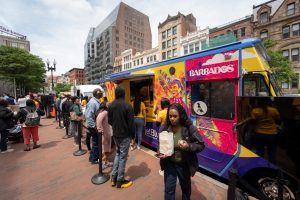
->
[40, 141, 61, 149]
[126, 162, 151, 181]
[191, 180, 207, 200]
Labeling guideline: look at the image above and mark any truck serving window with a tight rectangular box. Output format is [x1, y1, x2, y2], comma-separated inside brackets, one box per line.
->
[243, 74, 270, 96]
[191, 80, 235, 120]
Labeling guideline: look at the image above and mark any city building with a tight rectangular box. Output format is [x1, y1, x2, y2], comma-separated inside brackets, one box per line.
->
[132, 46, 159, 69]
[209, 15, 253, 41]
[47, 75, 60, 92]
[253, 0, 300, 92]
[113, 56, 122, 73]
[68, 68, 85, 85]
[0, 26, 30, 97]
[158, 12, 197, 61]
[180, 27, 210, 55]
[84, 2, 152, 85]
[56, 73, 70, 85]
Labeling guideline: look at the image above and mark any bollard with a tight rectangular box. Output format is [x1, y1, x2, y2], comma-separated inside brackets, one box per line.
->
[227, 168, 238, 200]
[73, 122, 87, 156]
[91, 131, 109, 185]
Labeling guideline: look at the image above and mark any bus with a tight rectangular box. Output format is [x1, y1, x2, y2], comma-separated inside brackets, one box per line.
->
[106, 38, 299, 199]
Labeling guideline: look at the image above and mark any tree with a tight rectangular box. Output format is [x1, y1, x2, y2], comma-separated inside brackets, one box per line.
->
[263, 38, 296, 83]
[54, 83, 71, 94]
[0, 46, 46, 93]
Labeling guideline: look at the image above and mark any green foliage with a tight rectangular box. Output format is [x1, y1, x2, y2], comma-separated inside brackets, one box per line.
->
[54, 83, 71, 94]
[0, 46, 46, 92]
[263, 38, 296, 82]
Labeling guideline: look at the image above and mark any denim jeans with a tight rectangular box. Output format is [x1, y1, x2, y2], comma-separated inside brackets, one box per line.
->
[89, 128, 98, 162]
[0, 130, 8, 151]
[112, 136, 131, 182]
[134, 117, 144, 147]
[164, 160, 191, 200]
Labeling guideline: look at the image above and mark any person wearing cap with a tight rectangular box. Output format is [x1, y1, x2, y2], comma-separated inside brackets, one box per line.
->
[85, 88, 103, 164]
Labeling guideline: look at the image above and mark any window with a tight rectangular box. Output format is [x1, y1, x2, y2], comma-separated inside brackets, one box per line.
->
[162, 31, 166, 39]
[154, 55, 156, 61]
[172, 26, 177, 35]
[282, 49, 289, 60]
[116, 37, 119, 41]
[282, 82, 289, 89]
[162, 41, 166, 49]
[141, 58, 143, 65]
[184, 46, 188, 55]
[162, 52, 166, 60]
[147, 57, 150, 63]
[189, 44, 194, 53]
[167, 50, 171, 59]
[292, 23, 300, 36]
[282, 26, 290, 39]
[173, 48, 177, 57]
[243, 74, 270, 96]
[260, 12, 269, 23]
[287, 3, 295, 15]
[167, 29, 172, 37]
[233, 30, 238, 38]
[172, 37, 177, 46]
[195, 43, 200, 52]
[167, 39, 171, 48]
[137, 59, 139, 66]
[260, 31, 268, 39]
[291, 73, 299, 88]
[292, 48, 299, 62]
[240, 27, 246, 37]
[191, 81, 235, 120]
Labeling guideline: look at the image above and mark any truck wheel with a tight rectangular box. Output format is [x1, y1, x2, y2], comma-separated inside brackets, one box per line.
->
[258, 177, 295, 200]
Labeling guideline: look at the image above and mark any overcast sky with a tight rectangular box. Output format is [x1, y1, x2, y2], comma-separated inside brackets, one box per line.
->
[0, 0, 267, 75]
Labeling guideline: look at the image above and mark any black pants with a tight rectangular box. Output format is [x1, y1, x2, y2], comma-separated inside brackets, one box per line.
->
[0, 130, 8, 151]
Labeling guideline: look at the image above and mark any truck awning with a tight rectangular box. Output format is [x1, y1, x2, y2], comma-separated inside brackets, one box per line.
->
[108, 73, 154, 82]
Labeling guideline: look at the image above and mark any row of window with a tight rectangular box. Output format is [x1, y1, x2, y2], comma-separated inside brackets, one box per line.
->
[124, 26, 144, 37]
[162, 26, 177, 40]
[282, 73, 299, 89]
[162, 38, 177, 49]
[124, 62, 132, 70]
[162, 48, 177, 60]
[214, 27, 246, 39]
[124, 40, 144, 49]
[282, 23, 300, 38]
[183, 42, 201, 55]
[283, 48, 299, 62]
[260, 2, 297, 24]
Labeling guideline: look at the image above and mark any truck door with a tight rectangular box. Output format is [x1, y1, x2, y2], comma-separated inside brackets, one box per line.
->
[188, 79, 238, 175]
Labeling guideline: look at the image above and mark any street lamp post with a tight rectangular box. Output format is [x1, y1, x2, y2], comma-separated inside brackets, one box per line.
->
[46, 59, 56, 92]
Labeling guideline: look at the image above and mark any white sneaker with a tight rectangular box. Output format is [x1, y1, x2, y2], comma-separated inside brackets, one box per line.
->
[159, 170, 164, 176]
[1, 149, 14, 154]
[137, 146, 141, 150]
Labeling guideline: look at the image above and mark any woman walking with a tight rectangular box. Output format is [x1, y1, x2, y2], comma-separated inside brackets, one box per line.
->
[158, 103, 205, 200]
[15, 99, 45, 151]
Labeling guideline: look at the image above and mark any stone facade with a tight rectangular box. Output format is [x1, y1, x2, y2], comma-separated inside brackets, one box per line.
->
[0, 35, 30, 51]
[158, 12, 197, 60]
[209, 15, 254, 41]
[69, 68, 85, 85]
[253, 0, 300, 93]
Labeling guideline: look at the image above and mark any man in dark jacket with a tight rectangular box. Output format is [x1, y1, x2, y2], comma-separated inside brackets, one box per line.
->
[62, 95, 73, 137]
[108, 86, 134, 189]
[0, 99, 14, 153]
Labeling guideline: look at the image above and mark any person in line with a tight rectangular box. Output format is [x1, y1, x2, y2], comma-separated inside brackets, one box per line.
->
[108, 86, 134, 189]
[56, 94, 62, 123]
[70, 96, 83, 145]
[85, 88, 102, 164]
[61, 95, 72, 136]
[131, 94, 146, 150]
[96, 100, 113, 168]
[156, 98, 170, 127]
[81, 96, 88, 108]
[17, 95, 27, 109]
[15, 99, 45, 151]
[0, 99, 14, 153]
[158, 103, 205, 200]
[251, 98, 280, 164]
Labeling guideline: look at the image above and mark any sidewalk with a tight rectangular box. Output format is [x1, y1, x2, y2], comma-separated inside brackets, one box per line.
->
[0, 118, 227, 200]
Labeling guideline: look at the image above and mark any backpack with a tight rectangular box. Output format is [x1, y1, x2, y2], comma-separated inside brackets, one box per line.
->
[24, 108, 40, 127]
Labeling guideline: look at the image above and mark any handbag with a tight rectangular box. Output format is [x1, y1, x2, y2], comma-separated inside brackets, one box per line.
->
[70, 111, 83, 122]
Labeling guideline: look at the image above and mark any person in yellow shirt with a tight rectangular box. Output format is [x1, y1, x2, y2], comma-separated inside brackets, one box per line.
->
[131, 94, 146, 150]
[81, 96, 88, 107]
[251, 99, 280, 164]
[156, 98, 170, 127]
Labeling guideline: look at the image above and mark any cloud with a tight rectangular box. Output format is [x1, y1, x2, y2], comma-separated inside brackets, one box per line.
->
[203, 54, 225, 65]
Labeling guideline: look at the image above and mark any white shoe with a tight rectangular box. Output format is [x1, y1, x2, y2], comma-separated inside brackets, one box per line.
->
[1, 149, 14, 153]
[158, 170, 164, 176]
[137, 146, 141, 150]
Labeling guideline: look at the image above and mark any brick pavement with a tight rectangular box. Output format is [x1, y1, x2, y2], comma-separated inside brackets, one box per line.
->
[0, 118, 227, 200]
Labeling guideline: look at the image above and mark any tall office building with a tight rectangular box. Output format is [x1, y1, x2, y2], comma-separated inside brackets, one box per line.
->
[84, 2, 152, 85]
